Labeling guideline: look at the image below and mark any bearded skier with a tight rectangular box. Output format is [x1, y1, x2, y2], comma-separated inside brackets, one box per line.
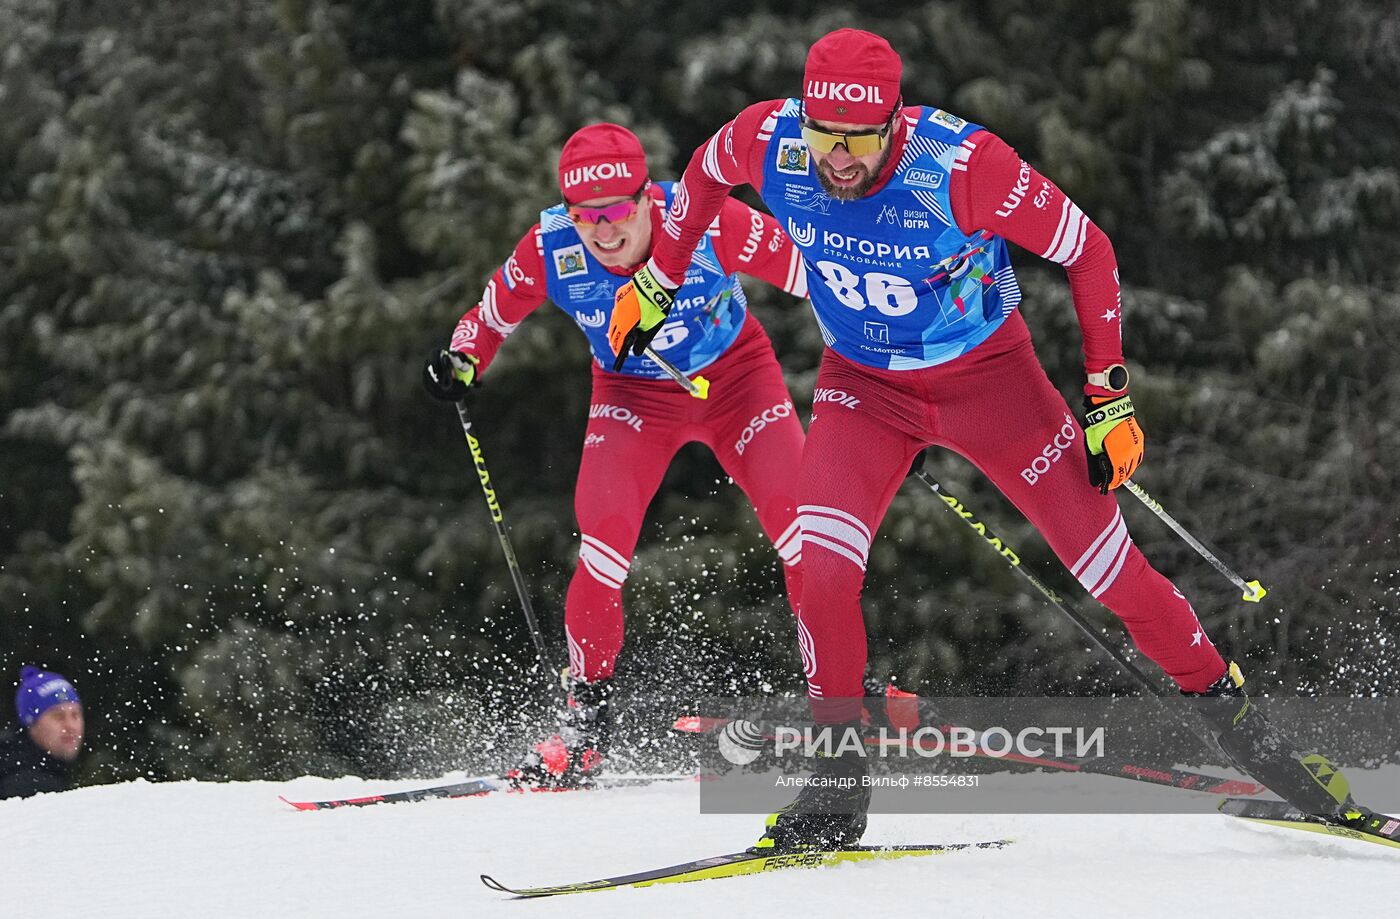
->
[608, 30, 1361, 849]
[424, 123, 808, 788]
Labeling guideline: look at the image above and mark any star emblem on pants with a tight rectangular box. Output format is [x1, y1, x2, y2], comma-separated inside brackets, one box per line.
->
[1190, 627, 1205, 647]
[1101, 308, 1119, 323]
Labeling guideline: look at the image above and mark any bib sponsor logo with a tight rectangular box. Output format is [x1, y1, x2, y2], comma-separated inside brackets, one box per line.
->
[899, 208, 931, 229]
[584, 433, 607, 448]
[776, 139, 810, 175]
[902, 167, 944, 191]
[786, 217, 817, 248]
[864, 321, 889, 343]
[813, 388, 861, 410]
[673, 293, 711, 312]
[734, 400, 794, 455]
[1020, 414, 1079, 485]
[575, 308, 607, 328]
[562, 161, 634, 190]
[929, 109, 968, 133]
[589, 403, 644, 432]
[783, 186, 833, 213]
[806, 81, 887, 104]
[820, 231, 931, 262]
[566, 280, 616, 301]
[878, 205, 900, 225]
[553, 244, 588, 278]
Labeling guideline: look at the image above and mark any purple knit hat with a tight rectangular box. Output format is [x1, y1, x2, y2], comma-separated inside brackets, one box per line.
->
[15, 666, 81, 728]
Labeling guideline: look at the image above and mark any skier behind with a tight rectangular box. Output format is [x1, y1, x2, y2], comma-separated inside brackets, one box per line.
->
[609, 29, 1364, 849]
[423, 123, 809, 788]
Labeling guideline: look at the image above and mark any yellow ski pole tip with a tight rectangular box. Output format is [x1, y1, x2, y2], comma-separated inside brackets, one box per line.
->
[1242, 580, 1267, 603]
[691, 375, 711, 400]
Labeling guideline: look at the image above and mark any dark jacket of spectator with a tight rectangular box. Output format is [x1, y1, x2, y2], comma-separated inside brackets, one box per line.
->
[0, 727, 76, 800]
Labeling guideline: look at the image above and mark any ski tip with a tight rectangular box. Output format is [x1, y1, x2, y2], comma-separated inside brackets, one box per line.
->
[279, 795, 317, 812]
[480, 874, 511, 893]
[671, 715, 727, 733]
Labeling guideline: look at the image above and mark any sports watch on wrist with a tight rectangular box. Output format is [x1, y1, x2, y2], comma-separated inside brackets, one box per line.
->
[1087, 363, 1130, 393]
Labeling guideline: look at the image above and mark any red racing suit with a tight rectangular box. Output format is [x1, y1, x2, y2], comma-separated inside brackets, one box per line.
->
[647, 100, 1227, 721]
[451, 186, 807, 682]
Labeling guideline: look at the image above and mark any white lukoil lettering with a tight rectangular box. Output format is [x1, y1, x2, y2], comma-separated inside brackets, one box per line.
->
[812, 388, 861, 409]
[739, 210, 765, 263]
[734, 400, 794, 455]
[995, 161, 1032, 217]
[1021, 413, 1079, 485]
[806, 81, 886, 104]
[563, 162, 634, 189]
[589, 404, 644, 432]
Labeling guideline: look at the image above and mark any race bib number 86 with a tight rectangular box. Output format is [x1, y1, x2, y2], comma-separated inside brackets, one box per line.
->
[815, 260, 918, 316]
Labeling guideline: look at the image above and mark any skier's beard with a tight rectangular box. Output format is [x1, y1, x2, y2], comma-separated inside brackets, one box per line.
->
[815, 144, 894, 201]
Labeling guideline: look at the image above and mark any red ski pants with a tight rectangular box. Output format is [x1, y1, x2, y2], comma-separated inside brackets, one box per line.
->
[797, 313, 1227, 722]
[566, 316, 804, 681]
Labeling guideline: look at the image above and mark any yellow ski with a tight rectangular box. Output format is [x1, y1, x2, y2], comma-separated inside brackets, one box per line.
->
[1221, 798, 1400, 850]
[480, 839, 1012, 898]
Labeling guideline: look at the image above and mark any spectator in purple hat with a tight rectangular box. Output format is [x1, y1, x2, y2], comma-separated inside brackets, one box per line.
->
[1, 665, 85, 799]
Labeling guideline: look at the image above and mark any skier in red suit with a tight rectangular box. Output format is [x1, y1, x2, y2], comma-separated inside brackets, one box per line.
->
[425, 124, 808, 787]
[608, 31, 1360, 849]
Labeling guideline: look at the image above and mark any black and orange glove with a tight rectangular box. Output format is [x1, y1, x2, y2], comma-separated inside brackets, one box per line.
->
[1081, 393, 1144, 493]
[608, 264, 676, 371]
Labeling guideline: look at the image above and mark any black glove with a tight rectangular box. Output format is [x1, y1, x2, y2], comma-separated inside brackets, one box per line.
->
[422, 349, 479, 402]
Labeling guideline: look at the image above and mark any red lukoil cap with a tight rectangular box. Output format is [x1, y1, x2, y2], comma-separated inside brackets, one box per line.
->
[803, 29, 903, 125]
[558, 123, 649, 204]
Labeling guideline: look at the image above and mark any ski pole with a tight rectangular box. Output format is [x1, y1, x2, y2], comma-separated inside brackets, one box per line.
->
[643, 346, 710, 400]
[906, 457, 1258, 770]
[454, 400, 557, 675]
[1122, 479, 1267, 604]
[905, 455, 1165, 696]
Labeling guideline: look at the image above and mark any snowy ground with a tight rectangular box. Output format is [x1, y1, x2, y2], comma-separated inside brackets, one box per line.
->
[3, 771, 1397, 918]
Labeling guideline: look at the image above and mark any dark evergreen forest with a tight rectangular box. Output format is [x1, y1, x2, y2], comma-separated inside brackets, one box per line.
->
[2, 1, 1397, 783]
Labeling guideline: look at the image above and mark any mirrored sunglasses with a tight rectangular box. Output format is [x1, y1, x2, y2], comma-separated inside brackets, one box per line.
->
[800, 120, 891, 157]
[568, 191, 646, 227]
